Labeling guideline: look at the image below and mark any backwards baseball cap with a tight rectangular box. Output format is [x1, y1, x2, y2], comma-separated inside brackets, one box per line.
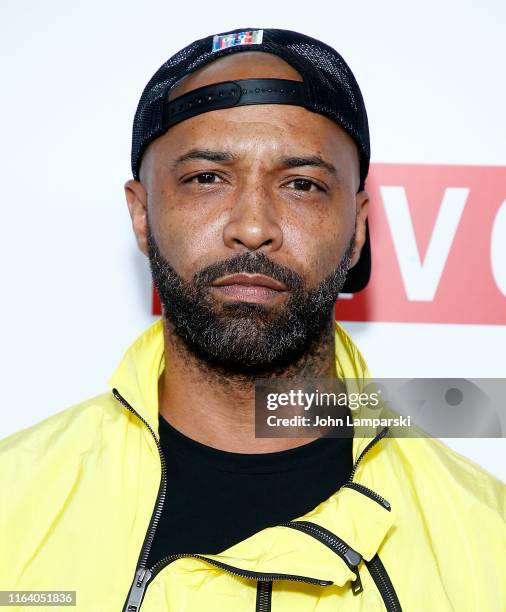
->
[131, 27, 371, 293]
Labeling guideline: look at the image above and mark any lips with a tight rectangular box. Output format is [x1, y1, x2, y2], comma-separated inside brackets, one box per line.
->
[210, 273, 288, 304]
[211, 273, 287, 292]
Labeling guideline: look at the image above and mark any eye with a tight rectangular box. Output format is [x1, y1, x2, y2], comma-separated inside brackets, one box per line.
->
[185, 172, 223, 184]
[286, 178, 323, 192]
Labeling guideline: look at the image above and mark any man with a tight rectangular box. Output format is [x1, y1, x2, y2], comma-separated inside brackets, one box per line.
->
[0, 27, 504, 612]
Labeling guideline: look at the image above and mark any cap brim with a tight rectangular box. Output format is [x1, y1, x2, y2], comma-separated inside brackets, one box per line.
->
[340, 218, 371, 293]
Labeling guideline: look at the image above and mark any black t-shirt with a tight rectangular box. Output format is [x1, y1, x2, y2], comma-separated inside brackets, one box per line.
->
[146, 413, 353, 568]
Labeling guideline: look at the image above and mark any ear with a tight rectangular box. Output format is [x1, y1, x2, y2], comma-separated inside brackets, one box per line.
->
[124, 179, 149, 256]
[349, 190, 370, 268]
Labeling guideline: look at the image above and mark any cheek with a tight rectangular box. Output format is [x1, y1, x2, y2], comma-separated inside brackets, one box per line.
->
[148, 185, 228, 277]
[283, 204, 355, 283]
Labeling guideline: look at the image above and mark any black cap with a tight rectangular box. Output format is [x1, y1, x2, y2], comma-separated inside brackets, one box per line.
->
[131, 27, 371, 293]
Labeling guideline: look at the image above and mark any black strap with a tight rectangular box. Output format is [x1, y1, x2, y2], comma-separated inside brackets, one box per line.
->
[162, 78, 307, 128]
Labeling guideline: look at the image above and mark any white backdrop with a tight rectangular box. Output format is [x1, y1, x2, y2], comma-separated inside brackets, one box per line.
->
[1, 0, 505, 479]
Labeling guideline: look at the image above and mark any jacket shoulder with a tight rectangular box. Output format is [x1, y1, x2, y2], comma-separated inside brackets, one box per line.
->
[389, 435, 505, 518]
[0, 390, 119, 459]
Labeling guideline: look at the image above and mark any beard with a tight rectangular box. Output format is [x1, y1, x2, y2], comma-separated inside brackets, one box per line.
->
[146, 220, 354, 376]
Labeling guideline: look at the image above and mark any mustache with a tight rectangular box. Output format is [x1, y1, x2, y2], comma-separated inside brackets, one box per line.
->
[192, 251, 304, 292]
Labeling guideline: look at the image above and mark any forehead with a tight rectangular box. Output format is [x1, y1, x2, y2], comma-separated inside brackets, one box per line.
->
[143, 104, 358, 187]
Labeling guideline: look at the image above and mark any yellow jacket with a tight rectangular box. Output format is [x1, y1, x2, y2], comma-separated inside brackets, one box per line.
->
[0, 319, 504, 611]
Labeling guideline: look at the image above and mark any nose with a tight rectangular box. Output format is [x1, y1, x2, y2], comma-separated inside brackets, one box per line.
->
[222, 180, 283, 253]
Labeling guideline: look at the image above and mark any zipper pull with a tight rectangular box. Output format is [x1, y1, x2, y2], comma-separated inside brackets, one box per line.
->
[350, 569, 363, 595]
[343, 547, 363, 596]
[126, 568, 152, 611]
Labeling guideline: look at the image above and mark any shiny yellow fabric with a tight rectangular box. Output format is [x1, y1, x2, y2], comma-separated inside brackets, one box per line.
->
[0, 319, 504, 611]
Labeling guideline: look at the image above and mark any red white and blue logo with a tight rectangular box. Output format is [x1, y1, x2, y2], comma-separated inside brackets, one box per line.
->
[212, 30, 264, 52]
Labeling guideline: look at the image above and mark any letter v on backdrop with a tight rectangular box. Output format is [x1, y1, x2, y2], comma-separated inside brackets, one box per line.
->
[152, 163, 506, 325]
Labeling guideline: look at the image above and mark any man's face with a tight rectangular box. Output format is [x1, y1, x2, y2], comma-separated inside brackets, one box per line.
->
[126, 52, 369, 374]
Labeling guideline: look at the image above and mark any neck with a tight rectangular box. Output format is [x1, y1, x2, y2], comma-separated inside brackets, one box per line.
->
[158, 315, 338, 453]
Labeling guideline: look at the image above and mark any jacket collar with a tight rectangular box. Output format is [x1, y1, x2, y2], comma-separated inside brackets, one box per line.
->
[108, 318, 383, 462]
[108, 319, 394, 586]
[108, 318, 165, 433]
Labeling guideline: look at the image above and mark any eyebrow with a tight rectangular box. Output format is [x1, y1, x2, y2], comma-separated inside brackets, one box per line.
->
[279, 155, 338, 177]
[172, 148, 338, 178]
[173, 148, 238, 167]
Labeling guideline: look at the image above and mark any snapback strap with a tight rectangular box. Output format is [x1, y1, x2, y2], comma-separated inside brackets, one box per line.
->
[162, 78, 307, 128]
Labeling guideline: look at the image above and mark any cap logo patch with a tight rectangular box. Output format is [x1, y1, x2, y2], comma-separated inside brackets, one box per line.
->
[212, 30, 264, 52]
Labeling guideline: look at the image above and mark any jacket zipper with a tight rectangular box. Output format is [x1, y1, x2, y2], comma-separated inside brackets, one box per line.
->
[147, 553, 331, 586]
[365, 554, 403, 612]
[113, 388, 332, 612]
[341, 426, 401, 611]
[112, 388, 168, 611]
[348, 425, 389, 481]
[126, 556, 331, 612]
[279, 521, 364, 595]
[112, 389, 167, 571]
[279, 520, 403, 611]
[256, 581, 272, 612]
[341, 481, 391, 511]
[341, 426, 391, 510]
